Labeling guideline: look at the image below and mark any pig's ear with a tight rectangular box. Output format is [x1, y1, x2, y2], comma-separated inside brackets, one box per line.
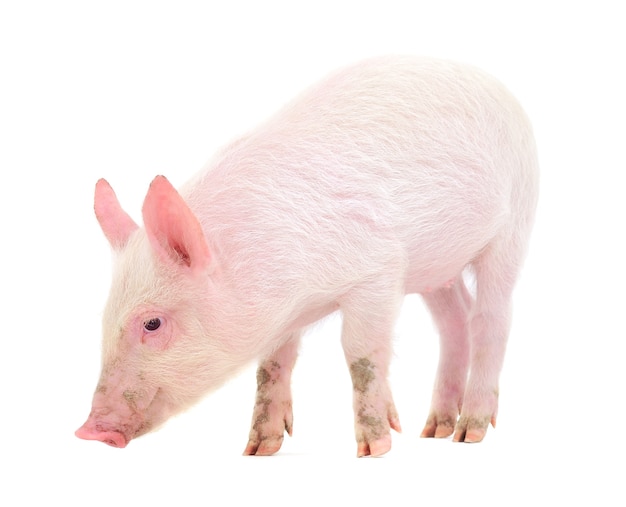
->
[94, 179, 139, 249]
[142, 175, 211, 275]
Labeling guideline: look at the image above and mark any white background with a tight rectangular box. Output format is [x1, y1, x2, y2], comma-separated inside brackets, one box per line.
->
[1, 1, 624, 505]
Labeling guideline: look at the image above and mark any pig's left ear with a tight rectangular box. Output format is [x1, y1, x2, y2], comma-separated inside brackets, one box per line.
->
[142, 175, 211, 276]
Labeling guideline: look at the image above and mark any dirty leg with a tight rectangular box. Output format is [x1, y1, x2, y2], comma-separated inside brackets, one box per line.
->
[340, 284, 403, 457]
[244, 336, 299, 456]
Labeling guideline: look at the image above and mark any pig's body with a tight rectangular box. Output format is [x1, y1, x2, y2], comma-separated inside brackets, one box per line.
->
[76, 56, 538, 457]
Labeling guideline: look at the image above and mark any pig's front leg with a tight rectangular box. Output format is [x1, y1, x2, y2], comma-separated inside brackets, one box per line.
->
[243, 336, 299, 456]
[341, 283, 402, 457]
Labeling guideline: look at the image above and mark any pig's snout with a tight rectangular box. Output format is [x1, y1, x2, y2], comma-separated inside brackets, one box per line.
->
[74, 415, 130, 448]
[75, 421, 129, 448]
[76, 373, 162, 448]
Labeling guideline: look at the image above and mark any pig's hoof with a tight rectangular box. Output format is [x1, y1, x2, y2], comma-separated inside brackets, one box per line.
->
[357, 433, 392, 458]
[243, 438, 282, 456]
[244, 398, 293, 456]
[353, 403, 400, 457]
[452, 415, 494, 443]
[420, 414, 456, 439]
[243, 435, 284, 456]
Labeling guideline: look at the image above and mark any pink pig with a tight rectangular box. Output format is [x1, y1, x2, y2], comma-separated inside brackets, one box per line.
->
[76, 56, 539, 457]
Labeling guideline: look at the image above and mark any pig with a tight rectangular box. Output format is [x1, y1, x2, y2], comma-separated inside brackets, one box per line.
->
[75, 55, 539, 457]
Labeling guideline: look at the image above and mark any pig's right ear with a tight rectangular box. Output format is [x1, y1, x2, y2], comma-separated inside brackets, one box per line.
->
[94, 179, 139, 249]
[142, 175, 212, 276]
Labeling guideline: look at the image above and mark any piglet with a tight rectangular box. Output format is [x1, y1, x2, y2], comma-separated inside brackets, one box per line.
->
[76, 56, 539, 457]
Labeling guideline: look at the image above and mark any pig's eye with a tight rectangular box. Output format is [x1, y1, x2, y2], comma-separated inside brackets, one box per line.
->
[143, 318, 161, 332]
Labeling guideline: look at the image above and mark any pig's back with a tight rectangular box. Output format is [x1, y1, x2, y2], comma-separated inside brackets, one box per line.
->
[183, 56, 537, 300]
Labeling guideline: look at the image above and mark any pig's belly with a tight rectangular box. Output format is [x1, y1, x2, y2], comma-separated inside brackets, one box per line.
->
[405, 267, 467, 295]
[284, 301, 340, 334]
[403, 238, 485, 295]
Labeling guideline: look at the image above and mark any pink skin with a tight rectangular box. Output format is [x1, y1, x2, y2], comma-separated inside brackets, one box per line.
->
[75, 382, 164, 448]
[76, 56, 538, 456]
[75, 311, 174, 447]
[75, 385, 154, 448]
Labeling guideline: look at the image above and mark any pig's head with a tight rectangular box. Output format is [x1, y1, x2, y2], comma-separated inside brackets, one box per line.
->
[76, 176, 236, 448]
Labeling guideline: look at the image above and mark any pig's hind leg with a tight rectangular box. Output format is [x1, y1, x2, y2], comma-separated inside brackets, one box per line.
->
[340, 278, 403, 457]
[452, 235, 523, 443]
[243, 336, 300, 456]
[420, 276, 473, 438]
